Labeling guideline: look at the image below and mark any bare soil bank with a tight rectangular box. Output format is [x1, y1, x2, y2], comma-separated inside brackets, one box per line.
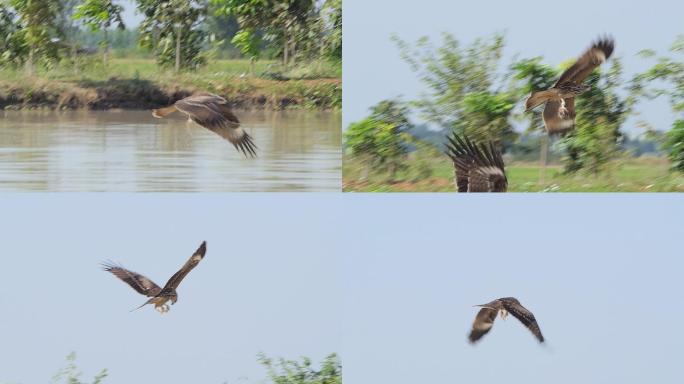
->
[0, 77, 341, 111]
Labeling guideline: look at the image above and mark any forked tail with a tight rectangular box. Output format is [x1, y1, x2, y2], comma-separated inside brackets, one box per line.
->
[130, 299, 152, 312]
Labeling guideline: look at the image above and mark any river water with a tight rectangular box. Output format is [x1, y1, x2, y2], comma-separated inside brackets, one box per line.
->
[0, 109, 341, 191]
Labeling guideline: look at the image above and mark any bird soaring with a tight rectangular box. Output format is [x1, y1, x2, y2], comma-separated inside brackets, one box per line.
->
[153, 93, 257, 157]
[102, 241, 207, 314]
[468, 297, 544, 344]
[525, 37, 615, 135]
[445, 133, 507, 192]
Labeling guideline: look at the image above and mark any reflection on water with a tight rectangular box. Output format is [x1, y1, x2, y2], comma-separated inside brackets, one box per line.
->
[0, 109, 341, 191]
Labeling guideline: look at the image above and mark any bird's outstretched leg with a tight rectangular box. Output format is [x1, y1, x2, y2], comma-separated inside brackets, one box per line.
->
[558, 98, 568, 118]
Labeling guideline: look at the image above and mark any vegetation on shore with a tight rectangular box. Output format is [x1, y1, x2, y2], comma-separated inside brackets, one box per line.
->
[0, 1, 341, 111]
[0, 58, 341, 110]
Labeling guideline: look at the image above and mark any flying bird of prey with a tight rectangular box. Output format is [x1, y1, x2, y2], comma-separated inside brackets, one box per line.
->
[525, 37, 615, 135]
[445, 133, 507, 192]
[153, 93, 257, 157]
[102, 241, 207, 314]
[468, 297, 545, 344]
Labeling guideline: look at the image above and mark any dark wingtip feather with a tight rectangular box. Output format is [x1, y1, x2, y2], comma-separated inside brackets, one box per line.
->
[236, 132, 258, 158]
[594, 35, 615, 60]
[196, 241, 207, 256]
[101, 260, 120, 272]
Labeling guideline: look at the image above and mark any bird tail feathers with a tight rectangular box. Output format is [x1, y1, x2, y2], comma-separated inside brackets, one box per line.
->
[130, 299, 152, 312]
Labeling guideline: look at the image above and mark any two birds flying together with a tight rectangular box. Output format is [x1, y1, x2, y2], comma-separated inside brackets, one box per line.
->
[102, 241, 207, 314]
[446, 36, 615, 192]
[153, 93, 258, 157]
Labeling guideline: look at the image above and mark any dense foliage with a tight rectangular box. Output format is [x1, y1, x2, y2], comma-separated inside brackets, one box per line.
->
[0, 0, 342, 75]
[345, 99, 413, 180]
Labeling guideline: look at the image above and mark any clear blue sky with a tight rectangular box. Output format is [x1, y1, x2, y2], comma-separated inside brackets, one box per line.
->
[343, 194, 684, 384]
[0, 195, 342, 384]
[343, 0, 683, 135]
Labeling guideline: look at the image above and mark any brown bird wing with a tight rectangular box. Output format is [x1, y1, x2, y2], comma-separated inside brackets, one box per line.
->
[469, 307, 498, 343]
[555, 37, 615, 86]
[445, 133, 472, 192]
[445, 134, 507, 192]
[501, 298, 545, 343]
[542, 98, 576, 135]
[174, 95, 257, 157]
[102, 262, 162, 297]
[160, 241, 207, 292]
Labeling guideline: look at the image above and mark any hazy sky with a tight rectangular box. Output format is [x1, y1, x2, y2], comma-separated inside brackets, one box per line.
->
[343, 194, 684, 384]
[343, 0, 683, 135]
[121, 0, 143, 27]
[0, 195, 342, 384]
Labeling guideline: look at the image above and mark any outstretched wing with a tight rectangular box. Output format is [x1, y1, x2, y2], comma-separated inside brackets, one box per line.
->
[468, 307, 498, 343]
[174, 94, 257, 157]
[160, 241, 207, 292]
[501, 298, 545, 343]
[445, 134, 507, 192]
[102, 262, 162, 297]
[542, 98, 576, 135]
[555, 37, 614, 86]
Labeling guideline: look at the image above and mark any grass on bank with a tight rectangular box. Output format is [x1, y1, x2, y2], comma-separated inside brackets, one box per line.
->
[343, 155, 684, 192]
[0, 58, 341, 110]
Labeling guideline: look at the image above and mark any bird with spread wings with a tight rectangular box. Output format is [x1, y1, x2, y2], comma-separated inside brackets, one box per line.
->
[153, 93, 257, 157]
[445, 133, 507, 192]
[102, 241, 207, 314]
[525, 37, 615, 135]
[468, 297, 545, 344]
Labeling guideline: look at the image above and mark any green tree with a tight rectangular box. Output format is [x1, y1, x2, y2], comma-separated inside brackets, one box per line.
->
[664, 120, 684, 172]
[393, 33, 516, 146]
[52, 352, 108, 384]
[0, 4, 27, 66]
[137, 0, 207, 71]
[212, 0, 317, 66]
[73, 0, 125, 67]
[632, 36, 684, 173]
[9, 0, 62, 74]
[258, 353, 341, 384]
[559, 59, 629, 174]
[231, 28, 260, 73]
[320, 0, 341, 61]
[345, 99, 413, 181]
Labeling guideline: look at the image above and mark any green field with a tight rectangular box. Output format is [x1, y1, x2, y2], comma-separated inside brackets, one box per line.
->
[0, 58, 341, 110]
[343, 157, 684, 192]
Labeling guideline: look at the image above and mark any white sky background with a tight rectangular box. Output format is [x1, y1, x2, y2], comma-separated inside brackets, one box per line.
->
[0, 195, 342, 384]
[342, 194, 684, 384]
[342, 0, 683, 136]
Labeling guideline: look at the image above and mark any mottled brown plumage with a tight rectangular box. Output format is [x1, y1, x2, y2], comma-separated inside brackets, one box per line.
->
[445, 133, 507, 192]
[153, 93, 257, 157]
[468, 297, 545, 344]
[102, 241, 207, 314]
[525, 37, 615, 134]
